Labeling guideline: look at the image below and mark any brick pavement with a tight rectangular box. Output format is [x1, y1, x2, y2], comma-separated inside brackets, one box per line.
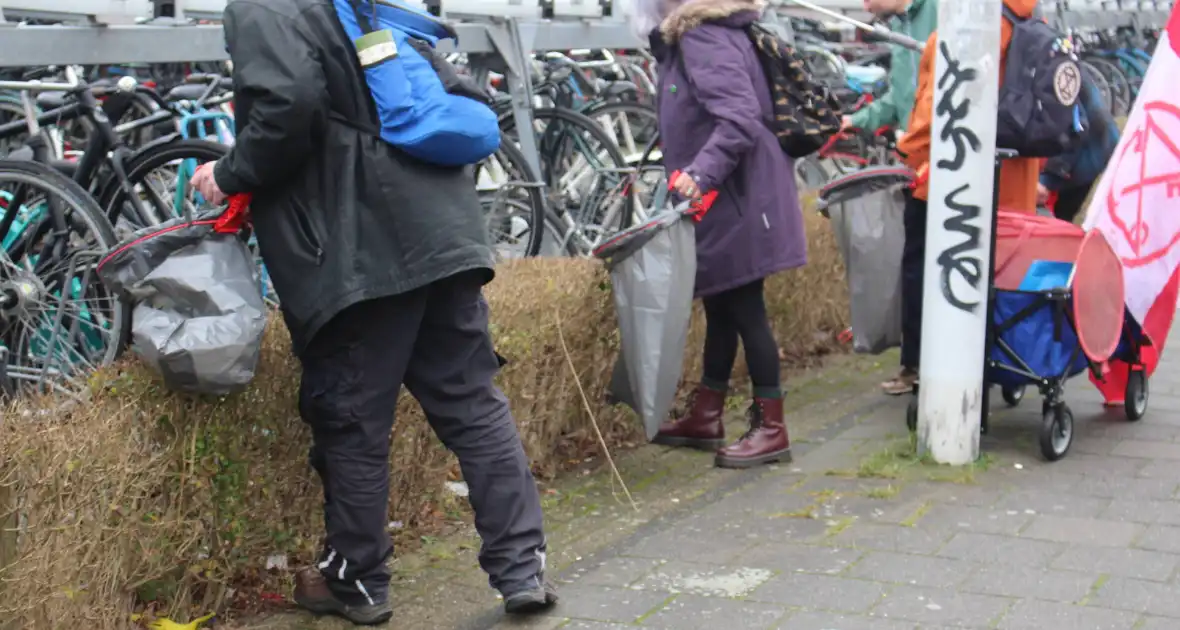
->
[485, 334, 1180, 629]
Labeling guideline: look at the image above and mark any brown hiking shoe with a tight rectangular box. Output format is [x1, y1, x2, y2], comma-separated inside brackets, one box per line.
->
[293, 567, 392, 626]
[881, 368, 918, 396]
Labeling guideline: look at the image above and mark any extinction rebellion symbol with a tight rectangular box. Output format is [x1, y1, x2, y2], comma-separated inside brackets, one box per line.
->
[1053, 61, 1082, 106]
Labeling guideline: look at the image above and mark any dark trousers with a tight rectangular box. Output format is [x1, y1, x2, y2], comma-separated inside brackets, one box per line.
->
[298, 271, 546, 605]
[1053, 184, 1092, 224]
[701, 279, 781, 389]
[901, 193, 928, 370]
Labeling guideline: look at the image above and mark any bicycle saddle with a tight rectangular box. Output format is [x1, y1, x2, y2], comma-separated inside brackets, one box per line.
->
[602, 80, 639, 98]
[35, 92, 68, 110]
[165, 84, 212, 102]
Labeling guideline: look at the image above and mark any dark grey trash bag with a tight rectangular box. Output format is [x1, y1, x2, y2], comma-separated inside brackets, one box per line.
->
[96, 196, 266, 395]
[594, 190, 712, 440]
[817, 166, 913, 355]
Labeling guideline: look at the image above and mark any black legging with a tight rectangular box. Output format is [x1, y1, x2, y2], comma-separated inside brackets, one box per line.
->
[701, 279, 781, 389]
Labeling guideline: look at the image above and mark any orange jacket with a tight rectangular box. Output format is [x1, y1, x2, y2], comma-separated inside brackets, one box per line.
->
[898, 0, 1040, 212]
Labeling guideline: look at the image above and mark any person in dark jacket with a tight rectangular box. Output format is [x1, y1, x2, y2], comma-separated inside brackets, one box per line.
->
[637, 0, 806, 469]
[1037, 77, 1120, 223]
[188, 0, 556, 624]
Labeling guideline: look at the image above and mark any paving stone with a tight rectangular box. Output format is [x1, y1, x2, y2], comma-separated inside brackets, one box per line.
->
[870, 585, 1011, 628]
[687, 507, 834, 544]
[829, 522, 950, 555]
[936, 532, 1065, 567]
[1111, 440, 1180, 460]
[924, 484, 1010, 508]
[1091, 576, 1180, 618]
[565, 557, 661, 588]
[731, 542, 863, 575]
[1051, 547, 1179, 581]
[836, 420, 902, 440]
[1028, 455, 1146, 478]
[637, 594, 787, 629]
[1138, 616, 1180, 630]
[790, 439, 867, 473]
[1133, 524, 1180, 554]
[559, 622, 634, 630]
[632, 561, 773, 597]
[623, 530, 752, 564]
[1070, 476, 1178, 500]
[994, 470, 1088, 495]
[993, 490, 1112, 518]
[543, 585, 671, 623]
[705, 481, 814, 514]
[1137, 459, 1180, 481]
[1020, 515, 1142, 547]
[916, 504, 1034, 536]
[491, 617, 569, 630]
[848, 551, 976, 588]
[1098, 499, 1180, 525]
[995, 599, 1141, 629]
[747, 573, 888, 613]
[776, 611, 915, 629]
[960, 564, 1093, 603]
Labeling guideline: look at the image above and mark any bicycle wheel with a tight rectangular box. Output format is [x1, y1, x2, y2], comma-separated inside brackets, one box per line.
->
[1078, 60, 1113, 115]
[500, 107, 633, 255]
[582, 101, 659, 165]
[584, 101, 660, 224]
[1083, 56, 1132, 118]
[100, 137, 229, 230]
[0, 159, 126, 399]
[475, 138, 547, 259]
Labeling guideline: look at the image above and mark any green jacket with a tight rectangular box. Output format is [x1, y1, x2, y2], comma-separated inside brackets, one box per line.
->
[847, 0, 937, 132]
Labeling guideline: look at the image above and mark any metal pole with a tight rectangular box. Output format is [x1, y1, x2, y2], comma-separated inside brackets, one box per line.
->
[916, 0, 1003, 465]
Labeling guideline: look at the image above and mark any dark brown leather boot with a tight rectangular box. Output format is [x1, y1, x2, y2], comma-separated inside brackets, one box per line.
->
[715, 397, 791, 469]
[652, 384, 726, 450]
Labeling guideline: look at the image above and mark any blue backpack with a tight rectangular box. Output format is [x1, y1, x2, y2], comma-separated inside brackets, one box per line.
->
[333, 0, 500, 166]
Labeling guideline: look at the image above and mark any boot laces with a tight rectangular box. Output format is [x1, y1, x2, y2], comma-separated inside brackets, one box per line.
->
[738, 401, 765, 442]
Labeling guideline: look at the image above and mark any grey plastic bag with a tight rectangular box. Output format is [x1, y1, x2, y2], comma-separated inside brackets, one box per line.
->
[818, 166, 912, 355]
[594, 198, 700, 440]
[97, 197, 266, 395]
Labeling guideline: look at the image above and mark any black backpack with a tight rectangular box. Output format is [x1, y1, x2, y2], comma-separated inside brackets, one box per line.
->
[996, 7, 1085, 157]
[745, 23, 844, 159]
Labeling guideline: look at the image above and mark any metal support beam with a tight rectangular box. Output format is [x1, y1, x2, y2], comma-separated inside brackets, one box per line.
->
[0, 0, 1162, 67]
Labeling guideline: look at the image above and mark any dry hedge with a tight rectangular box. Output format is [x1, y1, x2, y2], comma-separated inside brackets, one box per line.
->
[0, 211, 846, 628]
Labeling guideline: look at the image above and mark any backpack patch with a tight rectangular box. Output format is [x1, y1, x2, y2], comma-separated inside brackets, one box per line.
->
[996, 8, 1084, 157]
[746, 23, 843, 159]
[1052, 60, 1082, 106]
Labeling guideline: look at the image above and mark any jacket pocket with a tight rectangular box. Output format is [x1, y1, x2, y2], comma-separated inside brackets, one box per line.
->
[289, 197, 325, 266]
[720, 181, 742, 217]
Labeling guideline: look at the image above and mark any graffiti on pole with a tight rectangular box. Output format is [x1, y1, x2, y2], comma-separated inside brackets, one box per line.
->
[933, 40, 984, 313]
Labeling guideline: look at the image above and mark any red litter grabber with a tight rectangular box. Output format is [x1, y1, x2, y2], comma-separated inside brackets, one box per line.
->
[669, 170, 719, 222]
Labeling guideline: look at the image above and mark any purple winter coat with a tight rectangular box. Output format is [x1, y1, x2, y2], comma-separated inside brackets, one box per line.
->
[653, 0, 807, 298]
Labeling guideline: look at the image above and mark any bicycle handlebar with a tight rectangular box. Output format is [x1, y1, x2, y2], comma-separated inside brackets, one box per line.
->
[0, 66, 83, 93]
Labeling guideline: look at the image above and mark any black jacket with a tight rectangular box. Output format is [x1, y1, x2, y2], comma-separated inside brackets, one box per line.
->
[214, 0, 495, 356]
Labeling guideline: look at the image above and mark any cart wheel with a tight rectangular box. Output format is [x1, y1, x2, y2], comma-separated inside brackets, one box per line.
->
[1125, 369, 1148, 422]
[906, 397, 918, 433]
[1001, 384, 1026, 407]
[1039, 403, 1074, 462]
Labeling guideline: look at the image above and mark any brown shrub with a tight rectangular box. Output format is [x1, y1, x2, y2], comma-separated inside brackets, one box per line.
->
[0, 210, 846, 628]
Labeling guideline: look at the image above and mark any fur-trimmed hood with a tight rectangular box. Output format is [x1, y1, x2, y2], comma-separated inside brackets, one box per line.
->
[659, 0, 764, 43]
